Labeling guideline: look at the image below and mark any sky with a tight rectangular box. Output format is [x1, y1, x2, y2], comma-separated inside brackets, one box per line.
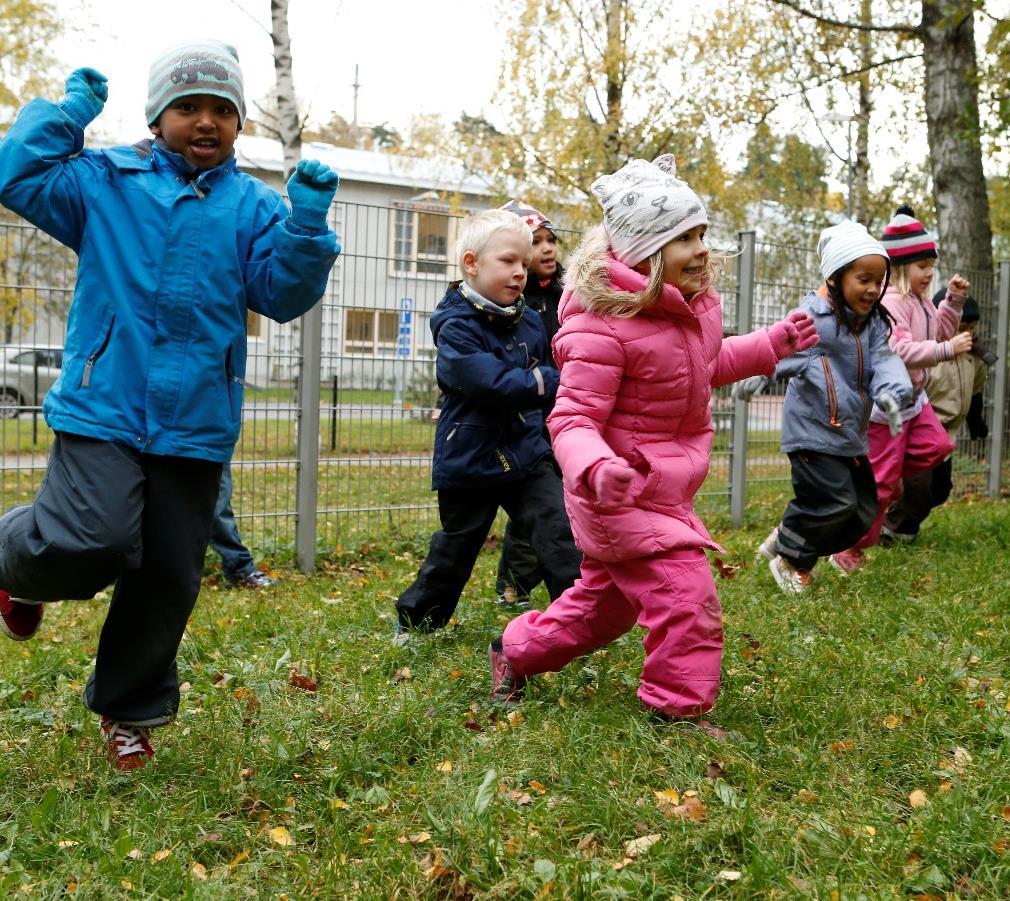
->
[55, 0, 507, 143]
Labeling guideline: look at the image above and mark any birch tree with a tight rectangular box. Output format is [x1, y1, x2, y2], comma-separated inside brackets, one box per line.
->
[270, 0, 301, 179]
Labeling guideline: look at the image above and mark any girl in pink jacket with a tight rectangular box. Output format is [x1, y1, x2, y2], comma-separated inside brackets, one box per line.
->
[488, 155, 818, 733]
[829, 206, 970, 574]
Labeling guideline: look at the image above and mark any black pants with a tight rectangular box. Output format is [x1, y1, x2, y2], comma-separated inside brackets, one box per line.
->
[396, 458, 582, 630]
[495, 518, 545, 600]
[0, 433, 221, 725]
[777, 450, 877, 572]
[883, 456, 953, 538]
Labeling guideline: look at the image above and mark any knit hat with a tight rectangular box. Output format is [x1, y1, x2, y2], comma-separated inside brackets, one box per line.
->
[880, 205, 937, 264]
[932, 287, 978, 322]
[590, 154, 707, 267]
[817, 220, 888, 282]
[145, 40, 246, 127]
[499, 200, 556, 236]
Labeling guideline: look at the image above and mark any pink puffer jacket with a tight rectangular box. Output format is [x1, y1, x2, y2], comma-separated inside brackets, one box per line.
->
[548, 252, 780, 562]
[881, 286, 963, 396]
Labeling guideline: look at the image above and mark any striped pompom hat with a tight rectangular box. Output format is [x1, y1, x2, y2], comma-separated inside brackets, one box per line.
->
[145, 40, 246, 127]
[879, 205, 937, 264]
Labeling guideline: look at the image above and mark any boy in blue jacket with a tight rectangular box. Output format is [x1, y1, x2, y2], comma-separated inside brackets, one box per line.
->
[0, 41, 340, 769]
[395, 209, 581, 637]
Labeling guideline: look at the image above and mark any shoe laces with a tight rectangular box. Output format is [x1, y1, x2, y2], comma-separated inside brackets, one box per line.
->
[105, 720, 151, 757]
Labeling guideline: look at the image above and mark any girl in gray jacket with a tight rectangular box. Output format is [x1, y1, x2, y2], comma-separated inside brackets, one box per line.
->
[738, 222, 913, 593]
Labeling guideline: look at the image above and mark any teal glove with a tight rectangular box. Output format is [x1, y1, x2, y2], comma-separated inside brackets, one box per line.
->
[286, 159, 340, 230]
[60, 67, 108, 128]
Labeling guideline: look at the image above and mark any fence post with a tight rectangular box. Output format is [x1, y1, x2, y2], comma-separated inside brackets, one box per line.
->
[987, 260, 1010, 499]
[730, 231, 756, 528]
[295, 303, 323, 572]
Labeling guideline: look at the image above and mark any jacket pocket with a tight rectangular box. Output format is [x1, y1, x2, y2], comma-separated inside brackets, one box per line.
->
[80, 312, 116, 388]
[225, 347, 244, 423]
[445, 422, 516, 480]
[820, 356, 841, 428]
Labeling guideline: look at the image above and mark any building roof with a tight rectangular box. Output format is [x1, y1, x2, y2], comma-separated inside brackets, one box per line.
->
[234, 135, 494, 197]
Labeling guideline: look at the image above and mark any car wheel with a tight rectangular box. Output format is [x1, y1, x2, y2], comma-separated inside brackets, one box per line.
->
[0, 389, 22, 419]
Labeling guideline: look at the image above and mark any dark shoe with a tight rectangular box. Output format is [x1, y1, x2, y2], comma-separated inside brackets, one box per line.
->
[0, 590, 43, 641]
[489, 639, 526, 706]
[100, 717, 155, 771]
[880, 525, 916, 546]
[496, 586, 532, 611]
[226, 570, 278, 589]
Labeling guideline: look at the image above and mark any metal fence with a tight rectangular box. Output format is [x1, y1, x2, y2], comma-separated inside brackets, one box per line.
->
[0, 208, 1007, 572]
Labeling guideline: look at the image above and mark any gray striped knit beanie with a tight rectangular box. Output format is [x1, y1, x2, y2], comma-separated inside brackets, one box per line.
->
[146, 40, 246, 127]
[879, 205, 937, 264]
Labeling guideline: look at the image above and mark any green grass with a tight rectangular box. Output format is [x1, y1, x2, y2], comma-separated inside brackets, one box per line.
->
[1, 493, 1009, 897]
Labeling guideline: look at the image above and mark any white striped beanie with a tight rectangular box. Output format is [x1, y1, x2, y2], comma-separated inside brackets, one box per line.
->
[880, 205, 937, 264]
[817, 220, 888, 282]
[145, 41, 246, 127]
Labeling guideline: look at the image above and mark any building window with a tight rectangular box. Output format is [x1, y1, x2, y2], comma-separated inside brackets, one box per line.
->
[390, 200, 458, 278]
[344, 309, 400, 355]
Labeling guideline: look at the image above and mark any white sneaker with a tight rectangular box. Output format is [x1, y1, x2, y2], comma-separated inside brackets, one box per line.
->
[757, 526, 780, 561]
[768, 555, 814, 594]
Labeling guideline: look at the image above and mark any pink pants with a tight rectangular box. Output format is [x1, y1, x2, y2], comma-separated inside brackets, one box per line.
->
[854, 403, 954, 550]
[502, 548, 722, 718]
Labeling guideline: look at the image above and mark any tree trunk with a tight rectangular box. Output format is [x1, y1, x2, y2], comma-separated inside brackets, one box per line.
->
[920, 0, 992, 275]
[853, 0, 872, 224]
[271, 0, 302, 180]
[603, 0, 625, 169]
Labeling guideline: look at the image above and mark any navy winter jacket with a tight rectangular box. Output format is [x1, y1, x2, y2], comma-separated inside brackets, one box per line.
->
[776, 290, 912, 456]
[0, 99, 340, 462]
[430, 283, 559, 489]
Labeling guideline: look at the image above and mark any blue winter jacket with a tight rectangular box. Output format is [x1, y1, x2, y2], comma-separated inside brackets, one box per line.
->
[0, 99, 340, 462]
[776, 290, 912, 456]
[430, 283, 559, 489]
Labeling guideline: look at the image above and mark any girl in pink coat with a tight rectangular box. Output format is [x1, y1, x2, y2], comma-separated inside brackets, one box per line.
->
[488, 155, 819, 732]
[829, 206, 970, 574]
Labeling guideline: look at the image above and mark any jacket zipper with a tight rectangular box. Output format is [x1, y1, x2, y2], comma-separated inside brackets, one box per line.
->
[821, 356, 841, 427]
[854, 330, 869, 426]
[82, 319, 115, 388]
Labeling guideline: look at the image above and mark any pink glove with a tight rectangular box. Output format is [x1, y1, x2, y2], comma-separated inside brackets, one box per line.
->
[767, 310, 819, 360]
[588, 458, 635, 509]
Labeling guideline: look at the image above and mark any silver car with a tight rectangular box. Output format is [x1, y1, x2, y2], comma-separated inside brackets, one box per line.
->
[0, 345, 64, 418]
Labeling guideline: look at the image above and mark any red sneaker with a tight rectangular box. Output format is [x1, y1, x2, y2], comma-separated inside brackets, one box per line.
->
[0, 590, 43, 641]
[829, 548, 867, 575]
[100, 717, 155, 771]
[489, 639, 526, 706]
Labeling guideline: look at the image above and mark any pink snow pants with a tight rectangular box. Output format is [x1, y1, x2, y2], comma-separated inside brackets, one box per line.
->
[502, 548, 722, 718]
[854, 402, 954, 550]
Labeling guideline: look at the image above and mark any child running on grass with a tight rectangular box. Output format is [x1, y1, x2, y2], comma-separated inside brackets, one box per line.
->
[0, 42, 340, 769]
[738, 221, 913, 593]
[488, 155, 818, 734]
[394, 209, 582, 639]
[828, 206, 970, 574]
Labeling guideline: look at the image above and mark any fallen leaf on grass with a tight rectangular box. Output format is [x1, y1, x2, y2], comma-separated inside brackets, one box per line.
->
[576, 832, 597, 853]
[397, 831, 431, 844]
[663, 794, 707, 822]
[796, 789, 818, 803]
[152, 849, 173, 862]
[191, 863, 207, 880]
[392, 667, 413, 683]
[1001, 805, 1010, 823]
[288, 669, 317, 693]
[57, 840, 79, 848]
[828, 739, 855, 753]
[449, 668, 463, 680]
[992, 838, 1009, 855]
[436, 760, 453, 773]
[712, 557, 741, 579]
[268, 826, 294, 847]
[330, 798, 351, 810]
[654, 788, 681, 811]
[125, 849, 143, 860]
[624, 834, 662, 858]
[717, 870, 742, 881]
[196, 832, 222, 843]
[509, 790, 533, 806]
[528, 780, 547, 793]
[909, 790, 929, 809]
[706, 761, 726, 780]
[952, 747, 972, 771]
[228, 849, 250, 868]
[883, 715, 901, 729]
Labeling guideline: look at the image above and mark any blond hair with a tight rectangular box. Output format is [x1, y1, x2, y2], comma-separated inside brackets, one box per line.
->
[456, 209, 532, 271]
[564, 224, 724, 318]
[890, 262, 914, 297]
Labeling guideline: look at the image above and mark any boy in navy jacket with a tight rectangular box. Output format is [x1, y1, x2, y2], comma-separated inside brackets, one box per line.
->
[395, 209, 581, 636]
[0, 41, 340, 768]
